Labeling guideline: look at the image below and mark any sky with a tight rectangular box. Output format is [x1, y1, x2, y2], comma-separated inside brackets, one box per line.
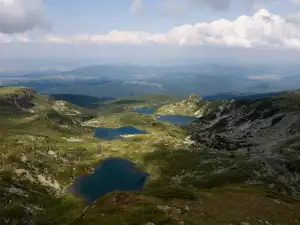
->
[1, 0, 300, 65]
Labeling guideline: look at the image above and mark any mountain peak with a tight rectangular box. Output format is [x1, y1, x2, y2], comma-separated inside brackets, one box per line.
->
[186, 93, 201, 102]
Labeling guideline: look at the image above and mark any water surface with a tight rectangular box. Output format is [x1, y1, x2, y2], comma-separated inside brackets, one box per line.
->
[157, 115, 197, 126]
[95, 126, 148, 140]
[134, 107, 155, 115]
[68, 157, 149, 204]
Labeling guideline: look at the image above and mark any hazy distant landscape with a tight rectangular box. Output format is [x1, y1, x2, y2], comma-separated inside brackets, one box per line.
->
[1, 62, 300, 100]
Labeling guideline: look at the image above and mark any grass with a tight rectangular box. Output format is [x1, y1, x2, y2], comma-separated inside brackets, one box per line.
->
[2, 87, 300, 224]
[273, 91, 300, 112]
[0, 86, 27, 96]
[0, 87, 102, 223]
[94, 94, 179, 116]
[144, 186, 199, 200]
[142, 144, 251, 193]
[0, 87, 188, 224]
[70, 192, 176, 225]
[70, 189, 300, 225]
[104, 94, 179, 105]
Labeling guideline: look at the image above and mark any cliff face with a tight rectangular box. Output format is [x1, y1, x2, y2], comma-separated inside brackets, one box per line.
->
[189, 92, 300, 196]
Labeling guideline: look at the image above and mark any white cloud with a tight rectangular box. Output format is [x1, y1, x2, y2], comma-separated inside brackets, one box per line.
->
[285, 12, 300, 25]
[43, 35, 71, 44]
[0, 0, 48, 33]
[68, 31, 151, 45]
[0, 33, 31, 43]
[2, 9, 300, 50]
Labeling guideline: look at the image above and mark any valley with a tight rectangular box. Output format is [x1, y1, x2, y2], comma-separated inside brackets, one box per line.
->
[0, 86, 300, 225]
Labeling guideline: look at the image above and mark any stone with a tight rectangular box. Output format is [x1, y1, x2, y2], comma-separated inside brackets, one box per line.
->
[157, 205, 171, 211]
[184, 206, 190, 212]
[145, 222, 156, 225]
[240, 222, 249, 225]
[37, 174, 60, 190]
[20, 154, 27, 162]
[47, 150, 57, 157]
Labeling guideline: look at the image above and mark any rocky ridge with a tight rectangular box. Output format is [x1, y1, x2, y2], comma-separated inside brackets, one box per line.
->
[156, 94, 210, 117]
[190, 91, 300, 196]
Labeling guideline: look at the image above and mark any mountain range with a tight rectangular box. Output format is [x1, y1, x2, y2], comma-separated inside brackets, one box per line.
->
[1, 85, 300, 224]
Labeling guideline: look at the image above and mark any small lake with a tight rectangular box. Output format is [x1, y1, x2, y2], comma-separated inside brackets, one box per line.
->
[95, 126, 148, 140]
[134, 107, 155, 115]
[67, 157, 149, 204]
[157, 115, 197, 126]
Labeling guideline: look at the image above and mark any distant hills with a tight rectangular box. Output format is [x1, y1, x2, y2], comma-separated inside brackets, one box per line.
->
[1, 64, 300, 99]
[203, 91, 286, 101]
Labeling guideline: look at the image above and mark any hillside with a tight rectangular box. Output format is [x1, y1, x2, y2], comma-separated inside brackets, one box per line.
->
[0, 87, 97, 224]
[156, 93, 232, 118]
[50, 94, 115, 108]
[189, 91, 300, 197]
[1, 87, 300, 225]
[0, 87, 186, 224]
[156, 94, 207, 116]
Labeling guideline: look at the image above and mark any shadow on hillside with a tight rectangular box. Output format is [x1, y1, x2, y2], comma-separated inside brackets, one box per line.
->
[142, 143, 251, 199]
[50, 94, 115, 108]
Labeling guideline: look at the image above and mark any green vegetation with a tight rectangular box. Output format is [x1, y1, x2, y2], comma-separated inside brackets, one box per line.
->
[1, 87, 300, 224]
[50, 94, 114, 108]
[70, 189, 300, 225]
[272, 91, 300, 112]
[0, 86, 28, 95]
[156, 94, 208, 116]
[99, 94, 179, 116]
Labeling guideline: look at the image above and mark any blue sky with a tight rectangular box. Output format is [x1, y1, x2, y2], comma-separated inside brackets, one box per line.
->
[44, 0, 137, 34]
[1, 0, 300, 64]
[42, 0, 297, 34]
[43, 0, 227, 34]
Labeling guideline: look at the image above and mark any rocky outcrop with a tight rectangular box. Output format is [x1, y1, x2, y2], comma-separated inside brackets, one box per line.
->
[189, 93, 300, 196]
[190, 97, 299, 151]
[156, 94, 210, 117]
[0, 87, 36, 110]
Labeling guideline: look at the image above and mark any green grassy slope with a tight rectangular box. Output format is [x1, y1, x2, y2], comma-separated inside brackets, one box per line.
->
[98, 94, 179, 116]
[0, 87, 96, 224]
[1, 87, 300, 225]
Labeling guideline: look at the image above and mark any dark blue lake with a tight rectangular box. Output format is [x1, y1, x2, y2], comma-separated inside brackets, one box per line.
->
[67, 157, 149, 204]
[157, 115, 197, 126]
[94, 126, 148, 140]
[134, 107, 155, 115]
